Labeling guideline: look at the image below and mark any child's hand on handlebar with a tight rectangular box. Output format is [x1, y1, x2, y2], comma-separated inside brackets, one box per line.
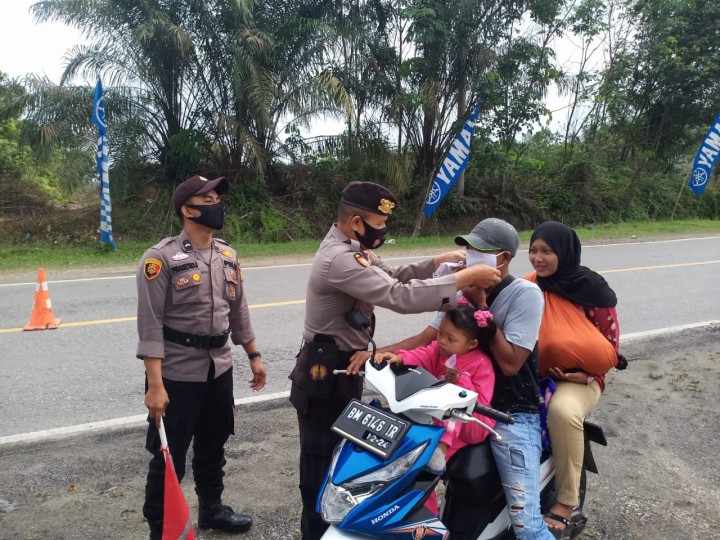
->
[374, 352, 402, 365]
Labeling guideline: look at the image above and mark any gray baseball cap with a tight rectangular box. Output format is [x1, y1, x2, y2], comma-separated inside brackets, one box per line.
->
[455, 218, 519, 257]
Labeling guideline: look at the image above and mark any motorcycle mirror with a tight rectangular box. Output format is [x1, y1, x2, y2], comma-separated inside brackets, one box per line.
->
[345, 309, 371, 331]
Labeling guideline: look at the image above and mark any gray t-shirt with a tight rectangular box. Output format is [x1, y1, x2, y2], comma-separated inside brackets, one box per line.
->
[430, 277, 544, 413]
[430, 279, 542, 350]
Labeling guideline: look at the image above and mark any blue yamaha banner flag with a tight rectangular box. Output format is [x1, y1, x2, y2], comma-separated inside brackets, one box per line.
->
[423, 104, 481, 217]
[92, 79, 117, 250]
[687, 111, 720, 196]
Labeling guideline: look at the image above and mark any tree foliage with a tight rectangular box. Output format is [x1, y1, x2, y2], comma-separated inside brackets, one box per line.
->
[0, 0, 718, 241]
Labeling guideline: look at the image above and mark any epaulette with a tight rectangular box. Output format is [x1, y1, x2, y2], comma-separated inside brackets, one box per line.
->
[153, 236, 176, 249]
[215, 238, 229, 246]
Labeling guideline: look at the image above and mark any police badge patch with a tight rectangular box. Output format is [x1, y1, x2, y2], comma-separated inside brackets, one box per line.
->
[354, 252, 371, 268]
[144, 258, 163, 280]
[310, 364, 328, 381]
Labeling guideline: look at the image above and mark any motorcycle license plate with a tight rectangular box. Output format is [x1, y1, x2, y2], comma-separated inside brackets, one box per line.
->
[332, 399, 410, 459]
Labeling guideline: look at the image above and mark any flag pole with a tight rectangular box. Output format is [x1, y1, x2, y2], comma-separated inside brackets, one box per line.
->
[670, 160, 694, 220]
[412, 166, 440, 238]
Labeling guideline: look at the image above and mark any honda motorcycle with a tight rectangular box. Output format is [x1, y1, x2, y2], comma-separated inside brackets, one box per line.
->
[317, 310, 607, 539]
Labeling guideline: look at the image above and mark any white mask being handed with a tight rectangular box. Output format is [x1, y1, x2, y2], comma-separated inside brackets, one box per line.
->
[466, 250, 503, 268]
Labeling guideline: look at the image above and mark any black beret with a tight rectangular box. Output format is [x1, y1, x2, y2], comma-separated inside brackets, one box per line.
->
[340, 181, 398, 216]
[172, 175, 229, 215]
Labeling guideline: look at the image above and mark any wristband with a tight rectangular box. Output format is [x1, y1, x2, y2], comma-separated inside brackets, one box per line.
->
[247, 351, 262, 360]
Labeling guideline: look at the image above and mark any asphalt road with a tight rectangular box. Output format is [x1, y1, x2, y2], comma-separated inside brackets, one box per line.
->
[1, 236, 719, 437]
[0, 326, 718, 539]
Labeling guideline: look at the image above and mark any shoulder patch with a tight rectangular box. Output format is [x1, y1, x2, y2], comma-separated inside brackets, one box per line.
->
[144, 258, 163, 280]
[221, 250, 234, 258]
[354, 252, 371, 268]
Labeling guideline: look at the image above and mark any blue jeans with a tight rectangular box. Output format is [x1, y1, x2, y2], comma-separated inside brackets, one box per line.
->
[490, 412, 554, 540]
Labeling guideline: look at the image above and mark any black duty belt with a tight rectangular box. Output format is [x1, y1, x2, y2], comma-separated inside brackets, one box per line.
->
[163, 326, 230, 349]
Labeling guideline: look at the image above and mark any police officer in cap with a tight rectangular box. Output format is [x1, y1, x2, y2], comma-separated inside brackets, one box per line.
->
[136, 174, 267, 539]
[290, 181, 502, 539]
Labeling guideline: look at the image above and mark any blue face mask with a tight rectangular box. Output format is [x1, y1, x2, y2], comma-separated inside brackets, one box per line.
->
[185, 202, 224, 230]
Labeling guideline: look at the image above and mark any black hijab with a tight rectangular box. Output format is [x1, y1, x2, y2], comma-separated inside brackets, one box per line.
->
[530, 221, 617, 307]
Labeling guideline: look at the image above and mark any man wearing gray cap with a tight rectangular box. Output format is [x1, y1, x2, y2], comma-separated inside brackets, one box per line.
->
[136, 174, 266, 539]
[361, 218, 551, 539]
[454, 218, 552, 539]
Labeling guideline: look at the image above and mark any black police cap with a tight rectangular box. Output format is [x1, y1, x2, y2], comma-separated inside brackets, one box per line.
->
[172, 175, 229, 216]
[340, 181, 398, 216]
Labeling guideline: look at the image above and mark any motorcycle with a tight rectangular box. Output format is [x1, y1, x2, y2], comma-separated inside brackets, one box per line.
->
[317, 310, 607, 539]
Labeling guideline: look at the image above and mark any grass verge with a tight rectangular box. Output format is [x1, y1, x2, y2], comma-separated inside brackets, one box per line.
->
[0, 219, 718, 273]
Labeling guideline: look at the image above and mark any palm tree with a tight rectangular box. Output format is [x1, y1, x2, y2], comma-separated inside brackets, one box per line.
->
[24, 0, 334, 189]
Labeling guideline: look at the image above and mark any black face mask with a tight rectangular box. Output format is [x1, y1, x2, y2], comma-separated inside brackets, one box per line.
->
[185, 202, 224, 230]
[354, 218, 387, 249]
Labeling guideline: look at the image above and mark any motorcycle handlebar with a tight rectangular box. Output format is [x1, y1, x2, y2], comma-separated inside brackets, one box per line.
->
[333, 369, 365, 376]
[473, 403, 515, 424]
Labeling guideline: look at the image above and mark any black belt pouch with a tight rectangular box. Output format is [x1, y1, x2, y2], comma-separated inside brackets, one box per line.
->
[290, 334, 342, 401]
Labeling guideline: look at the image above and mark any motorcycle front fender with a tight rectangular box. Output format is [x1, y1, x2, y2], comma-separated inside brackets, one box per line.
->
[320, 524, 366, 539]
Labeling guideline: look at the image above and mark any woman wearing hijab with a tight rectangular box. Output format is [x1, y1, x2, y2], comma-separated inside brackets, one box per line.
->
[525, 221, 620, 539]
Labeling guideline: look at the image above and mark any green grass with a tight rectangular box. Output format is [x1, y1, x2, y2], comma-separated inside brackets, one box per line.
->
[0, 219, 718, 273]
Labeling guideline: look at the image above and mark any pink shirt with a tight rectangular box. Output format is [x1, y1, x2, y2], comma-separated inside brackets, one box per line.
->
[396, 342, 495, 461]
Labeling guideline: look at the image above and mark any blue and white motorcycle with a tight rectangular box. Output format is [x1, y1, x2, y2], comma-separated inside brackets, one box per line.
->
[317, 311, 606, 539]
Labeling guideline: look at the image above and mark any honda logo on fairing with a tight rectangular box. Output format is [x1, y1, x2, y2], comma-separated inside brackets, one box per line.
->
[371, 504, 400, 524]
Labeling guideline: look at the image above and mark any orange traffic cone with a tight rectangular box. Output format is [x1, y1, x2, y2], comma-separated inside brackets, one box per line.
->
[23, 268, 61, 331]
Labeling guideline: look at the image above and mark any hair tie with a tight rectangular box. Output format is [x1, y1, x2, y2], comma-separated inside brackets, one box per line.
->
[457, 296, 469, 306]
[474, 309, 493, 328]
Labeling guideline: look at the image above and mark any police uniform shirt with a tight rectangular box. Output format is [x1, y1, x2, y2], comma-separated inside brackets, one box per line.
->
[303, 225, 457, 352]
[136, 230, 255, 382]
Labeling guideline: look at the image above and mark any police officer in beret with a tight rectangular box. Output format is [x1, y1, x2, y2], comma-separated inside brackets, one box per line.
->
[290, 180, 502, 539]
[136, 174, 267, 539]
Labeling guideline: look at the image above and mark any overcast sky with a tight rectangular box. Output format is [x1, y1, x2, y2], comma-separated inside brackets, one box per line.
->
[1, 0, 587, 136]
[1, 0, 87, 83]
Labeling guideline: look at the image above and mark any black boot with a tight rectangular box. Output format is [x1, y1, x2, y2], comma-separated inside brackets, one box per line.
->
[198, 500, 252, 533]
[147, 520, 163, 540]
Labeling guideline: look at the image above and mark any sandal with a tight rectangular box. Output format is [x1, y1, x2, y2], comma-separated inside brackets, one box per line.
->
[544, 511, 572, 539]
[568, 511, 588, 539]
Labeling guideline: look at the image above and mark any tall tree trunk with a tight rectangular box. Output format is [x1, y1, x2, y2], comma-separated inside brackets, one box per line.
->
[456, 47, 468, 197]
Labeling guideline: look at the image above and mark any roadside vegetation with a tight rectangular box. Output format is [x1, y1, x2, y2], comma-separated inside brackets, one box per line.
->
[1, 219, 717, 273]
[0, 0, 718, 262]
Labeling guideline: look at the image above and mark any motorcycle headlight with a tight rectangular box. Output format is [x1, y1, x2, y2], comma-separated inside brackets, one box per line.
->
[320, 442, 427, 524]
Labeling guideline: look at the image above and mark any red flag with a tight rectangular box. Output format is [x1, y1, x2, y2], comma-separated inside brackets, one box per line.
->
[159, 420, 196, 540]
